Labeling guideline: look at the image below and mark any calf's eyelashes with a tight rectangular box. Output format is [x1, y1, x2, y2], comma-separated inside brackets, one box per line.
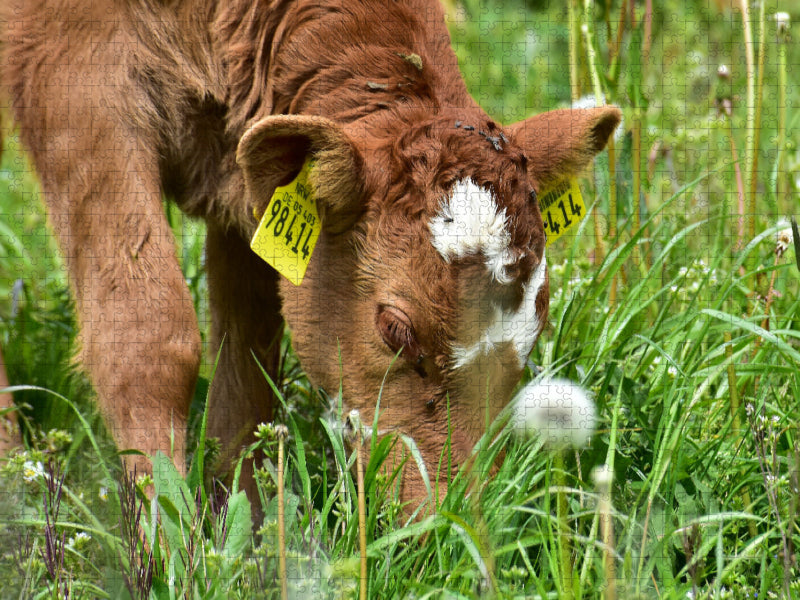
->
[376, 305, 419, 358]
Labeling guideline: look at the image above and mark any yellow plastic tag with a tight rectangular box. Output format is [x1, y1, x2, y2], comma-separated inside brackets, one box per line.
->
[250, 161, 320, 285]
[538, 178, 586, 246]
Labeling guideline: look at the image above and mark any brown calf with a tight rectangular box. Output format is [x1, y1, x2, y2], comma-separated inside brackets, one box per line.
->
[1, 0, 620, 507]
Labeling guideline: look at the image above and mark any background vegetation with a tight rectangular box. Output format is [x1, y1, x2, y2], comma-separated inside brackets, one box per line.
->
[1, 0, 799, 597]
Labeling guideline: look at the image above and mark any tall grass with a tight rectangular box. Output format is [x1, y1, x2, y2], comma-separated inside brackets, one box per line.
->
[1, 1, 799, 598]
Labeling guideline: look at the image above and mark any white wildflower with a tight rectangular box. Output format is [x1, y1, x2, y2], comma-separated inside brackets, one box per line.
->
[67, 532, 90, 550]
[22, 460, 45, 482]
[99, 486, 109, 501]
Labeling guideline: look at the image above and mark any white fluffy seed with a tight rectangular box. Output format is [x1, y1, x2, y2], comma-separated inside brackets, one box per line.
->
[511, 377, 596, 449]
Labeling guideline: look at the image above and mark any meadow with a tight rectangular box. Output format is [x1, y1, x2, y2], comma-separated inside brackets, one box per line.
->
[1, 0, 799, 598]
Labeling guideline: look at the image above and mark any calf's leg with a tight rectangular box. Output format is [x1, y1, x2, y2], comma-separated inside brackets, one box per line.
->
[205, 222, 283, 495]
[8, 65, 201, 477]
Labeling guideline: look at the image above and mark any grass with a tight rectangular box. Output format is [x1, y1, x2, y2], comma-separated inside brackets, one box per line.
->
[1, 1, 800, 598]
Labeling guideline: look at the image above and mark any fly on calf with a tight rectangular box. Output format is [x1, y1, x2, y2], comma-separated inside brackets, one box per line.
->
[1, 0, 620, 509]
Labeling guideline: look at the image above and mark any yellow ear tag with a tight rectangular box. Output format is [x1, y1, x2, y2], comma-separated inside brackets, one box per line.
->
[538, 177, 586, 247]
[250, 160, 321, 285]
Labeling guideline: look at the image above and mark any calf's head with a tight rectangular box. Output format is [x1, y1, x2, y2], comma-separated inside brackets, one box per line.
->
[238, 107, 620, 506]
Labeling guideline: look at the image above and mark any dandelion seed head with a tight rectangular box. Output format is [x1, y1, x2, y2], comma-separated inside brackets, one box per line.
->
[512, 378, 596, 449]
[775, 12, 790, 34]
[776, 227, 793, 258]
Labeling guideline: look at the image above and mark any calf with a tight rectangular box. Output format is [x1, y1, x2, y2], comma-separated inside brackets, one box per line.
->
[1, 0, 620, 506]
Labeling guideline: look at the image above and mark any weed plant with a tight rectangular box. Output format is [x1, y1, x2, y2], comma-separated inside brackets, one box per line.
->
[1, 1, 799, 598]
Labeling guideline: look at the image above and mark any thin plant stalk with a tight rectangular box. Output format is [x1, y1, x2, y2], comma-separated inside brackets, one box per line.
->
[607, 2, 627, 308]
[580, 386, 623, 590]
[728, 138, 745, 250]
[608, 132, 618, 307]
[354, 413, 368, 600]
[642, 0, 652, 66]
[276, 424, 289, 600]
[632, 4, 653, 271]
[610, 0, 628, 66]
[593, 466, 616, 600]
[581, 2, 604, 104]
[631, 115, 642, 268]
[739, 0, 756, 243]
[776, 13, 789, 214]
[569, 0, 580, 103]
[554, 451, 573, 600]
[758, 255, 780, 335]
[724, 331, 758, 539]
[729, 122, 747, 251]
[580, 2, 608, 268]
[747, 1, 766, 254]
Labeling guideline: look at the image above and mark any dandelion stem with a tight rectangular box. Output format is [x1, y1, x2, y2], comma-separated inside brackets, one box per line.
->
[276, 425, 288, 600]
[728, 122, 746, 252]
[776, 15, 789, 214]
[607, 119, 619, 312]
[725, 331, 758, 539]
[355, 418, 367, 600]
[595, 467, 616, 600]
[747, 0, 766, 265]
[554, 451, 573, 600]
[631, 113, 642, 269]
[582, 2, 603, 105]
[739, 0, 756, 257]
[581, 1, 610, 269]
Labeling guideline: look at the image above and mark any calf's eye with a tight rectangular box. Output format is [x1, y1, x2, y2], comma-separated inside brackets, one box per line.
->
[376, 304, 425, 366]
[376, 305, 438, 381]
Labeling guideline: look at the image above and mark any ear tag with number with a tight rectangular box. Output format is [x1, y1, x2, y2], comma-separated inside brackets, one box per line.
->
[538, 178, 586, 247]
[250, 160, 321, 285]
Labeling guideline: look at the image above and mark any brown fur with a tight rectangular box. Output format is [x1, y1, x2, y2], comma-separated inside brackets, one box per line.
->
[1, 0, 620, 509]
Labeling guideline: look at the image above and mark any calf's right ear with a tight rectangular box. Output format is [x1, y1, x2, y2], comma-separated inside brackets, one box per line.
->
[236, 115, 366, 234]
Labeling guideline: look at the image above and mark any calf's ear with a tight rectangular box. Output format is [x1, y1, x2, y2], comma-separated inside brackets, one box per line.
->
[236, 115, 365, 234]
[507, 107, 622, 189]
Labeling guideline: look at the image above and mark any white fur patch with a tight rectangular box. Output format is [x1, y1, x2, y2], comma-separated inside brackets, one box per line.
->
[451, 253, 547, 370]
[429, 180, 515, 284]
[511, 377, 596, 449]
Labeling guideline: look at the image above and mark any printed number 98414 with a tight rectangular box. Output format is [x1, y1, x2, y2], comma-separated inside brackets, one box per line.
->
[263, 193, 316, 260]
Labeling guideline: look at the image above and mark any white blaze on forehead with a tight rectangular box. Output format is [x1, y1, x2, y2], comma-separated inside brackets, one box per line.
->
[429, 179, 516, 284]
[452, 253, 547, 370]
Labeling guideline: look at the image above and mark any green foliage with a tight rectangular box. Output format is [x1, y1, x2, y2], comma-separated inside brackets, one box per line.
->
[2, 1, 800, 598]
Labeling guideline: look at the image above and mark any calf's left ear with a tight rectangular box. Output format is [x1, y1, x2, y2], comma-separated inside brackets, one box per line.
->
[507, 106, 622, 189]
[237, 115, 366, 234]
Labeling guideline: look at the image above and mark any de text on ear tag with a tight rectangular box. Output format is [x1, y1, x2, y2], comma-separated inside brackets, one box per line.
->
[538, 178, 586, 247]
[250, 160, 321, 285]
